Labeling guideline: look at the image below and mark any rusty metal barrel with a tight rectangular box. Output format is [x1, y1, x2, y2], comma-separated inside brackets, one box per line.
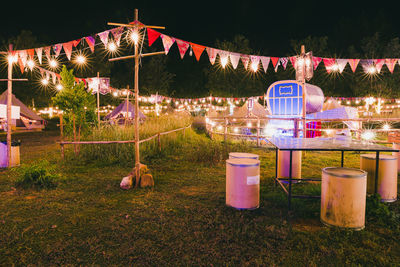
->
[277, 150, 302, 180]
[229, 152, 259, 160]
[321, 167, 367, 230]
[360, 154, 398, 202]
[226, 158, 260, 210]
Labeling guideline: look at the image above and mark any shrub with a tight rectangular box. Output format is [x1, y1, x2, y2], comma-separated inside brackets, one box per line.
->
[14, 160, 59, 190]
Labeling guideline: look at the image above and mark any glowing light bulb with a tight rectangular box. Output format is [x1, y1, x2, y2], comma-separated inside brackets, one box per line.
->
[108, 42, 117, 52]
[130, 30, 139, 44]
[331, 63, 339, 72]
[41, 78, 49, 86]
[382, 123, 391, 131]
[361, 130, 375, 141]
[368, 66, 376, 74]
[56, 84, 63, 91]
[76, 55, 86, 65]
[49, 58, 58, 69]
[113, 91, 118, 97]
[220, 56, 228, 68]
[27, 59, 35, 70]
[251, 62, 258, 72]
[247, 122, 252, 127]
[7, 54, 18, 64]
[234, 127, 239, 133]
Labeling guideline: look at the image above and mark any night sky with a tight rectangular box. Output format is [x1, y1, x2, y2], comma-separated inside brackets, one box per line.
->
[1, 1, 399, 56]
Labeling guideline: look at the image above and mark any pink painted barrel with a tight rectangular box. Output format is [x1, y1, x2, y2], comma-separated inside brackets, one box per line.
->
[226, 158, 260, 210]
[360, 154, 398, 202]
[321, 167, 367, 230]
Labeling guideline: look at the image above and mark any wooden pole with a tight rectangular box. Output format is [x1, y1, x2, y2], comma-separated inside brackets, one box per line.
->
[7, 44, 13, 168]
[97, 72, 100, 128]
[126, 85, 130, 126]
[224, 118, 227, 142]
[59, 113, 64, 141]
[257, 118, 260, 147]
[301, 45, 307, 138]
[157, 133, 161, 152]
[134, 9, 141, 187]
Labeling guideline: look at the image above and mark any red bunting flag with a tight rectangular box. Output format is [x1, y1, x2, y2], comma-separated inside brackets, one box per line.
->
[85, 36, 96, 53]
[18, 50, 28, 67]
[289, 56, 297, 68]
[63, 41, 73, 60]
[175, 39, 190, 59]
[27, 49, 35, 59]
[189, 43, 205, 61]
[348, 59, 360, 72]
[260, 56, 270, 72]
[373, 59, 385, 73]
[72, 39, 81, 47]
[270, 57, 279, 71]
[18, 57, 25, 74]
[44, 46, 51, 61]
[323, 58, 335, 73]
[147, 28, 161, 46]
[385, 58, 397, 73]
[206, 47, 218, 65]
[312, 57, 322, 70]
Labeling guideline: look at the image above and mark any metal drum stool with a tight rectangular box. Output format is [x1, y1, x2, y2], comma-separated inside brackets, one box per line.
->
[226, 158, 260, 210]
[277, 150, 302, 180]
[321, 167, 367, 230]
[360, 154, 398, 202]
[229, 152, 259, 160]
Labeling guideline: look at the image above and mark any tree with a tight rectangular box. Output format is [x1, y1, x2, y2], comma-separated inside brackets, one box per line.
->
[140, 53, 175, 95]
[52, 66, 96, 154]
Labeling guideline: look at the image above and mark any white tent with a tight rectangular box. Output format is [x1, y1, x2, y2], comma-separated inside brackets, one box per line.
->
[230, 100, 270, 118]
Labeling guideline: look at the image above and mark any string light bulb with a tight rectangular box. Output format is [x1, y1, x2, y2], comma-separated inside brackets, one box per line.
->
[130, 29, 139, 44]
[220, 56, 228, 68]
[251, 61, 258, 72]
[49, 58, 58, 69]
[26, 59, 35, 70]
[56, 84, 63, 91]
[7, 54, 18, 64]
[107, 41, 117, 52]
[41, 78, 49, 86]
[75, 55, 86, 65]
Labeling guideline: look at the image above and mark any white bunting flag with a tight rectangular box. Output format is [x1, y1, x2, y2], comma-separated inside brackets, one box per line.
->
[250, 55, 260, 70]
[260, 56, 270, 72]
[229, 53, 240, 69]
[63, 42, 73, 60]
[240, 55, 250, 69]
[35, 47, 43, 64]
[336, 59, 348, 73]
[206, 47, 218, 65]
[98, 30, 110, 46]
[160, 34, 175, 55]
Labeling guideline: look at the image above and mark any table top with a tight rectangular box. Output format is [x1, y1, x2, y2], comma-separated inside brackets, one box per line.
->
[267, 137, 399, 152]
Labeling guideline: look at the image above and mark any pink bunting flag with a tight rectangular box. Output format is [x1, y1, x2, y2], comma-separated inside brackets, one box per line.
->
[260, 56, 270, 72]
[336, 59, 348, 73]
[53, 43, 63, 57]
[373, 59, 385, 73]
[385, 58, 397, 73]
[72, 39, 81, 47]
[98, 30, 110, 46]
[240, 55, 250, 69]
[63, 41, 73, 60]
[323, 58, 335, 73]
[35, 47, 43, 64]
[279, 57, 289, 70]
[229, 53, 241, 69]
[44, 46, 51, 61]
[111, 27, 124, 46]
[51, 72, 57, 84]
[270, 57, 279, 72]
[250, 55, 260, 70]
[175, 39, 190, 59]
[206, 47, 218, 65]
[160, 34, 175, 55]
[289, 56, 297, 68]
[348, 59, 360, 72]
[147, 28, 161, 47]
[85, 36, 96, 53]
[312, 57, 322, 70]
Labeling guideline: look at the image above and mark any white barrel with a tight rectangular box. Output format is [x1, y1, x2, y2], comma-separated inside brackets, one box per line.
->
[277, 150, 302, 179]
[392, 143, 400, 173]
[360, 154, 398, 202]
[229, 152, 259, 160]
[226, 158, 260, 210]
[321, 167, 367, 230]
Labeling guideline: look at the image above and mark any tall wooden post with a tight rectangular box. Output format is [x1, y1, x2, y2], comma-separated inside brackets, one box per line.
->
[126, 85, 130, 126]
[134, 9, 141, 186]
[7, 44, 13, 167]
[301, 45, 307, 138]
[97, 72, 101, 128]
[256, 118, 260, 147]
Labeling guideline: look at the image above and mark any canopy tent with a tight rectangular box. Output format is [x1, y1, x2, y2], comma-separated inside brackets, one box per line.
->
[229, 100, 270, 118]
[105, 100, 146, 124]
[308, 106, 360, 130]
[322, 98, 342, 111]
[0, 90, 45, 131]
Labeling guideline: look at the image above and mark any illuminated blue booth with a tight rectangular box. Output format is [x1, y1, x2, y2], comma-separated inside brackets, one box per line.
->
[265, 80, 324, 137]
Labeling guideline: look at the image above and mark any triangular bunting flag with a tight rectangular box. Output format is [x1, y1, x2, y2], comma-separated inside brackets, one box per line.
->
[27, 49, 35, 59]
[289, 56, 297, 68]
[35, 47, 43, 64]
[229, 53, 241, 69]
[51, 72, 57, 84]
[373, 59, 385, 73]
[313, 57, 322, 70]
[18, 57, 25, 74]
[18, 50, 28, 67]
[360, 59, 374, 73]
[85, 36, 96, 53]
[110, 27, 124, 46]
[72, 39, 81, 47]
[323, 58, 335, 73]
[206, 47, 218, 65]
[260, 56, 270, 72]
[190, 43, 205, 61]
[240, 55, 250, 69]
[98, 30, 110, 46]
[218, 50, 229, 67]
[336, 59, 348, 73]
[270, 57, 279, 71]
[348, 59, 360, 72]
[147, 28, 161, 47]
[279, 57, 289, 70]
[175, 39, 190, 59]
[160, 34, 175, 55]
[63, 41, 73, 60]
[44, 46, 51, 61]
[53, 43, 63, 57]
[250, 55, 260, 71]
[385, 58, 397, 73]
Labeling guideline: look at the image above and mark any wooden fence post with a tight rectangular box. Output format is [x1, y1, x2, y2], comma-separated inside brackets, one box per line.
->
[157, 133, 161, 152]
[257, 119, 260, 147]
[61, 143, 64, 160]
[224, 118, 228, 142]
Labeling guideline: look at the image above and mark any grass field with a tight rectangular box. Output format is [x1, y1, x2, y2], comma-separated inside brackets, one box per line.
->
[0, 125, 399, 266]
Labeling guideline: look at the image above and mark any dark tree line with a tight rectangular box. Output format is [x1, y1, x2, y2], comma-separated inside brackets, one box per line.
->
[2, 30, 400, 108]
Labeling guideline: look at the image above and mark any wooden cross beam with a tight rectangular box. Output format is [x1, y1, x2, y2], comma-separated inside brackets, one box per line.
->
[108, 9, 165, 187]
